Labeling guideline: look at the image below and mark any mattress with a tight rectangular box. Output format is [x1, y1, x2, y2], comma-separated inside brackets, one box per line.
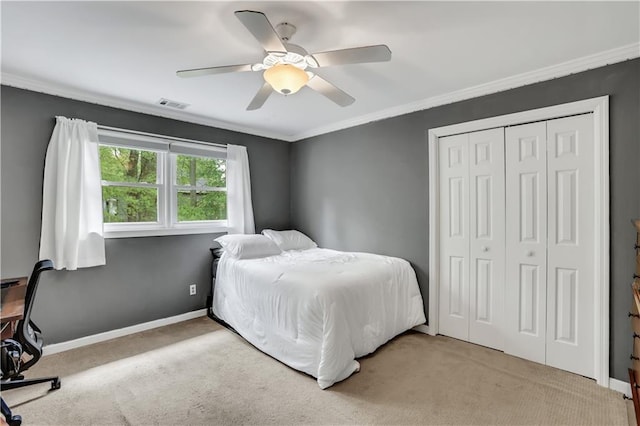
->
[212, 247, 426, 389]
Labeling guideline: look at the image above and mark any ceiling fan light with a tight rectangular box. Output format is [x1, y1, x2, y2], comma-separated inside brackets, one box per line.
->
[263, 64, 309, 95]
[305, 55, 319, 68]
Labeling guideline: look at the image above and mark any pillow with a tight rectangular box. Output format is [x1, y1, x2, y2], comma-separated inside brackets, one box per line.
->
[261, 229, 318, 251]
[214, 234, 282, 259]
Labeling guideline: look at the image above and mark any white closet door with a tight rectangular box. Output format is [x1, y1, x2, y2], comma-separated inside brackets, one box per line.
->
[468, 128, 505, 350]
[545, 114, 595, 378]
[438, 133, 470, 341]
[504, 122, 547, 364]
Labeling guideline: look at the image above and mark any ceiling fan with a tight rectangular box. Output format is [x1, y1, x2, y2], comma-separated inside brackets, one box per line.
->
[176, 10, 392, 111]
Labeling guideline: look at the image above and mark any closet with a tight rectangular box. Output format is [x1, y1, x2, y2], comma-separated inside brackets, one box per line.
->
[437, 113, 595, 379]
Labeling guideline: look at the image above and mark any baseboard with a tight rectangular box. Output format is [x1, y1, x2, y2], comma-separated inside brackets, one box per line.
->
[43, 309, 207, 356]
[610, 377, 632, 396]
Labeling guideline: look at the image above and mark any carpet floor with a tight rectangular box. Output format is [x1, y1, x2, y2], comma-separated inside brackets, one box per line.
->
[2, 317, 628, 425]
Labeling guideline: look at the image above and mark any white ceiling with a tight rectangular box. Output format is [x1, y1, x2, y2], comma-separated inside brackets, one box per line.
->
[2, 1, 639, 141]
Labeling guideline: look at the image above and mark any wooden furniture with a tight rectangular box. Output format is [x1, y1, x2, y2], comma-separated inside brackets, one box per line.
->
[0, 277, 27, 340]
[629, 219, 640, 426]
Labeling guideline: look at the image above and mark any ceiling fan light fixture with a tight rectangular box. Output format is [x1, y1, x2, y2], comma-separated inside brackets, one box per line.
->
[177, 10, 390, 110]
[263, 64, 309, 95]
[305, 55, 319, 68]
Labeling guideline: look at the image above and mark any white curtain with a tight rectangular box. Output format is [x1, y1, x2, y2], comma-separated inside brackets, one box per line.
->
[39, 116, 105, 270]
[226, 144, 255, 234]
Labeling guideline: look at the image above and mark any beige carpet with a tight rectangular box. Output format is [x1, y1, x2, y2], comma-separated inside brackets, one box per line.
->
[2, 317, 628, 425]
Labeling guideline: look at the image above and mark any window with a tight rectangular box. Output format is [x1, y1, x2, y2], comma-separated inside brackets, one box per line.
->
[98, 129, 227, 238]
[174, 154, 226, 222]
[100, 146, 162, 224]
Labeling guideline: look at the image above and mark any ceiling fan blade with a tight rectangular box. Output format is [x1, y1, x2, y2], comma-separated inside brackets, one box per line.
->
[177, 64, 253, 78]
[235, 10, 287, 53]
[247, 82, 273, 111]
[310, 45, 391, 67]
[306, 75, 355, 107]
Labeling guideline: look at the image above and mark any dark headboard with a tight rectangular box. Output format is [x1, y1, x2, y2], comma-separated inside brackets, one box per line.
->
[210, 242, 224, 278]
[207, 243, 224, 317]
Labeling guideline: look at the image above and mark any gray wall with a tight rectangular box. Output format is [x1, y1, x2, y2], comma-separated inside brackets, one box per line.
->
[290, 58, 640, 381]
[0, 85, 290, 343]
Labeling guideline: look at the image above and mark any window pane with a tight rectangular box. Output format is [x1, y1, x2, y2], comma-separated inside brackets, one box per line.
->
[177, 190, 226, 221]
[176, 155, 226, 187]
[102, 186, 158, 223]
[100, 146, 157, 184]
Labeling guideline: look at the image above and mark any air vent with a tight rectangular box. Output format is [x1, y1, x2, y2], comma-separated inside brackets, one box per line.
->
[157, 98, 190, 110]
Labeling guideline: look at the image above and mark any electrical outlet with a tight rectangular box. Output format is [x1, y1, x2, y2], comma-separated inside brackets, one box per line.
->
[189, 284, 197, 296]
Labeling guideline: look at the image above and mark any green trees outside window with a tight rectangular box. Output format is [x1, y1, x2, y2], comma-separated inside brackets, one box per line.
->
[175, 155, 226, 221]
[100, 146, 227, 224]
[100, 146, 158, 223]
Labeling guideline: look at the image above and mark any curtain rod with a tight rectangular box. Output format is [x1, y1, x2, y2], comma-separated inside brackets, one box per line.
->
[96, 124, 227, 149]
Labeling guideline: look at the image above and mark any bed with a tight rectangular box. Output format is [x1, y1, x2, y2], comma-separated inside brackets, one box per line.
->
[210, 231, 426, 389]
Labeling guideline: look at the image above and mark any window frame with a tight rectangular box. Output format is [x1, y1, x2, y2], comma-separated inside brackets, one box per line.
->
[98, 129, 228, 239]
[169, 152, 228, 230]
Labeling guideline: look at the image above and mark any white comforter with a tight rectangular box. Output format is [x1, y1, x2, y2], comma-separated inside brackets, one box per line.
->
[212, 248, 426, 389]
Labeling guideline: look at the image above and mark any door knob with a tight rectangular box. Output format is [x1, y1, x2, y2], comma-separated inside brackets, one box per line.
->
[481, 246, 489, 252]
[527, 250, 535, 257]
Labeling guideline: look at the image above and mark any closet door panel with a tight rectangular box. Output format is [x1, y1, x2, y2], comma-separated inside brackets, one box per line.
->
[468, 128, 505, 350]
[545, 114, 595, 378]
[504, 122, 547, 364]
[438, 134, 470, 341]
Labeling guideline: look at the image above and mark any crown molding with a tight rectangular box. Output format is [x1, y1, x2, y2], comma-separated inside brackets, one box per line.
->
[290, 42, 640, 141]
[2, 42, 638, 143]
[0, 72, 294, 142]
